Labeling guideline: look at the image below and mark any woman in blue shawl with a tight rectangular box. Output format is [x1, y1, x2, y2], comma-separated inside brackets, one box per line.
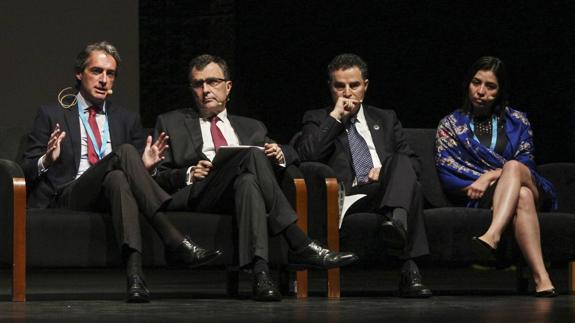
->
[435, 57, 557, 297]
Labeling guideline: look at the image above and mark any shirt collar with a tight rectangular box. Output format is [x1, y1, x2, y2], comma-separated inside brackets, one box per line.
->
[352, 104, 366, 124]
[77, 92, 106, 114]
[202, 109, 229, 123]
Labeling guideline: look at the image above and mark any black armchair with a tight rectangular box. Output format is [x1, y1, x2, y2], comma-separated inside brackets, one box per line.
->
[296, 128, 575, 296]
[0, 127, 309, 301]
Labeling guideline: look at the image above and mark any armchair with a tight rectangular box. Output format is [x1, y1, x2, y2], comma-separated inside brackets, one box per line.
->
[0, 127, 308, 301]
[296, 128, 575, 297]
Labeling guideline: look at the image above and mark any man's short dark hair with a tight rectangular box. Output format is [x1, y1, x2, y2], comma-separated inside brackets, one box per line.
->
[327, 53, 369, 81]
[75, 41, 121, 75]
[74, 41, 120, 89]
[189, 54, 231, 80]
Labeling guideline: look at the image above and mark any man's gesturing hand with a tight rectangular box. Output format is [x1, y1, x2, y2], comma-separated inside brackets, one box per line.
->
[42, 123, 66, 167]
[142, 132, 169, 171]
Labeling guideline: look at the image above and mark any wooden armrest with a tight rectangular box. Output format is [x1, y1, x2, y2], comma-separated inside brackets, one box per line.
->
[326, 178, 340, 298]
[12, 177, 26, 302]
[294, 178, 308, 298]
[570, 261, 575, 295]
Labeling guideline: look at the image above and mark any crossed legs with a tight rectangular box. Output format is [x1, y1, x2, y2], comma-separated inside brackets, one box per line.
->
[477, 160, 554, 292]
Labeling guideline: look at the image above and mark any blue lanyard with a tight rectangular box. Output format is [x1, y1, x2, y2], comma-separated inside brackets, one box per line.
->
[78, 106, 109, 160]
[469, 116, 498, 151]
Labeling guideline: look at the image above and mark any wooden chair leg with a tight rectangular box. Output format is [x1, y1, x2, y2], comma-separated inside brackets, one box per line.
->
[326, 178, 340, 299]
[570, 261, 575, 295]
[12, 178, 26, 302]
[294, 178, 308, 298]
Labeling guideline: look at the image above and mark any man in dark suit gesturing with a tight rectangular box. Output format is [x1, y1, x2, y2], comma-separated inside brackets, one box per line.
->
[22, 42, 221, 303]
[153, 54, 357, 302]
[297, 54, 432, 298]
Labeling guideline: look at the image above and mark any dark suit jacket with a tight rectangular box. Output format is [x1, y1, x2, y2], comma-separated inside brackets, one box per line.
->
[153, 108, 297, 197]
[298, 105, 420, 193]
[22, 102, 147, 208]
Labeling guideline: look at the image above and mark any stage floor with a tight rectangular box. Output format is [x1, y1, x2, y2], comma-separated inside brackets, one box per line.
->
[1, 267, 574, 322]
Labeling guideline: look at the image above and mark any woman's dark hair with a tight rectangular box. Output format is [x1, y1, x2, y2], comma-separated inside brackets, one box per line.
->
[461, 56, 509, 118]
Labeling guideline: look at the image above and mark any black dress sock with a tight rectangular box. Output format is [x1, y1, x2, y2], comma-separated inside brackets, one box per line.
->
[151, 212, 185, 249]
[253, 256, 270, 273]
[126, 250, 144, 278]
[282, 223, 312, 251]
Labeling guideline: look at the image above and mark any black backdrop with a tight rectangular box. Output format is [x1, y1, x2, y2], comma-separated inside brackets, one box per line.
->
[140, 0, 575, 163]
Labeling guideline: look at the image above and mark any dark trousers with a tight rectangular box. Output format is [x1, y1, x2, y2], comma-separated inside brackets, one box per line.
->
[54, 144, 172, 254]
[168, 148, 298, 267]
[344, 153, 429, 259]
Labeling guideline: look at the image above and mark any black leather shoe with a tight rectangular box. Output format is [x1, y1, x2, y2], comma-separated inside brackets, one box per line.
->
[471, 236, 496, 262]
[381, 219, 407, 251]
[288, 240, 358, 270]
[535, 288, 558, 298]
[165, 236, 223, 268]
[398, 262, 432, 298]
[252, 272, 282, 302]
[126, 274, 150, 303]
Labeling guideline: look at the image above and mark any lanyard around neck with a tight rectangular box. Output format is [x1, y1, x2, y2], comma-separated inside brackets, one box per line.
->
[78, 106, 109, 160]
[469, 115, 498, 151]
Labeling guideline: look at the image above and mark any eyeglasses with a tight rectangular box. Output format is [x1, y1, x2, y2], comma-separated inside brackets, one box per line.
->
[189, 77, 228, 89]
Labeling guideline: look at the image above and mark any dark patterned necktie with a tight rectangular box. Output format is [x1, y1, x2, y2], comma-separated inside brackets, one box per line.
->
[87, 106, 102, 165]
[210, 116, 228, 151]
[346, 118, 373, 184]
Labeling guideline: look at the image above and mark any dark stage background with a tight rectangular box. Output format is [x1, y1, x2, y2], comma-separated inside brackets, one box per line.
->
[1, 0, 140, 125]
[140, 0, 575, 163]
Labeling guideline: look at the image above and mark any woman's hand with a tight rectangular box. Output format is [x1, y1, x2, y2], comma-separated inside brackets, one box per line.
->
[463, 169, 502, 200]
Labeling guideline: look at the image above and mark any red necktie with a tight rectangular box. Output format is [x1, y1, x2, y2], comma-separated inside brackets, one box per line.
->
[210, 116, 228, 151]
[87, 106, 102, 165]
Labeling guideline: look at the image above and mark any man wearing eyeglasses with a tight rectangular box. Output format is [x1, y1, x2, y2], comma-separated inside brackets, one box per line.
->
[153, 54, 358, 302]
[296, 53, 432, 298]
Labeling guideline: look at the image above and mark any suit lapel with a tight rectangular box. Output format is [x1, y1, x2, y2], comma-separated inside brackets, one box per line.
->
[228, 115, 249, 144]
[63, 104, 81, 171]
[337, 128, 352, 162]
[184, 110, 208, 160]
[363, 106, 386, 163]
[106, 101, 121, 149]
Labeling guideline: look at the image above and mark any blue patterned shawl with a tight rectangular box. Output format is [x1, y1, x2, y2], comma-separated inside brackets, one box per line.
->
[435, 107, 557, 209]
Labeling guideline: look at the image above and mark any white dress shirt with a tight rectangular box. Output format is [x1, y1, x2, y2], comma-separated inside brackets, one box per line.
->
[351, 105, 383, 172]
[199, 109, 240, 161]
[186, 109, 240, 185]
[38, 92, 112, 178]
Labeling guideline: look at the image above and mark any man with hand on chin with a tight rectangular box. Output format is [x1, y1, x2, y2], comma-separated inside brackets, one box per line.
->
[154, 54, 358, 302]
[297, 53, 432, 298]
[22, 41, 221, 303]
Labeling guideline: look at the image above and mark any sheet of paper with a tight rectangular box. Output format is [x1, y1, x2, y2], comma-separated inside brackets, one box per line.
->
[212, 145, 264, 166]
[340, 194, 367, 229]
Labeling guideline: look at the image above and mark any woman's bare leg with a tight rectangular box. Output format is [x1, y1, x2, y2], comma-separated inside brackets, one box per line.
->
[479, 160, 539, 248]
[513, 187, 554, 292]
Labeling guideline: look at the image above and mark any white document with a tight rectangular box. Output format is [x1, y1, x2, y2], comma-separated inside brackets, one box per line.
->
[212, 145, 263, 166]
[339, 194, 367, 229]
